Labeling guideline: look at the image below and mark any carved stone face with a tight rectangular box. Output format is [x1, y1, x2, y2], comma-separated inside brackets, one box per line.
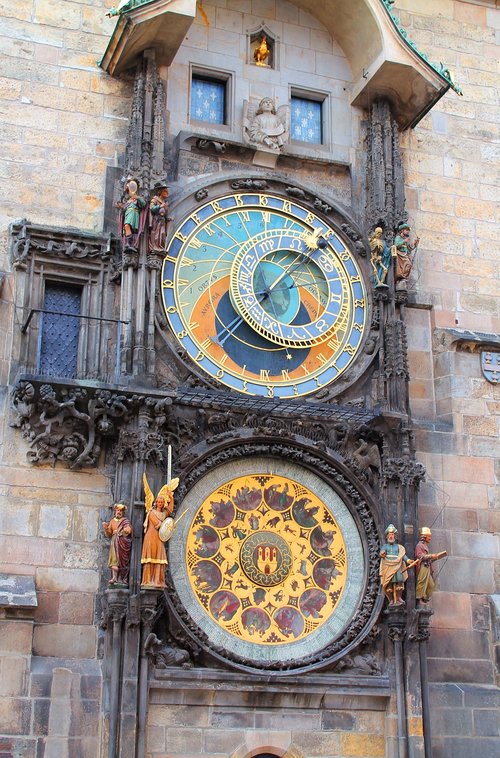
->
[258, 98, 274, 113]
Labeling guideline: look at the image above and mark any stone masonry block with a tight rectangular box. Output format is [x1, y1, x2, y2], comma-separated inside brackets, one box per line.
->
[0, 697, 31, 735]
[0, 657, 29, 697]
[165, 728, 202, 754]
[0, 620, 33, 654]
[39, 505, 73, 539]
[473, 709, 500, 737]
[58, 592, 94, 625]
[147, 705, 209, 728]
[428, 658, 494, 685]
[339, 733, 385, 756]
[293, 730, 340, 755]
[33, 624, 96, 659]
[432, 592, 471, 630]
[452, 531, 499, 559]
[431, 707, 473, 737]
[35, 567, 98, 593]
[438, 557, 494, 594]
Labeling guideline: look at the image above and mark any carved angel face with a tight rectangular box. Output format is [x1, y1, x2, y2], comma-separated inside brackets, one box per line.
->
[258, 97, 275, 114]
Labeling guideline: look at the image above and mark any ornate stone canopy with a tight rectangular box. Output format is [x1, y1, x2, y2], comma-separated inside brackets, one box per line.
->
[99, 0, 454, 129]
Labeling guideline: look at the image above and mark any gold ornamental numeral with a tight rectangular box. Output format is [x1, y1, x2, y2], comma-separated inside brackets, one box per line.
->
[163, 280, 174, 288]
[259, 195, 269, 206]
[166, 306, 177, 314]
[211, 201, 222, 213]
[189, 238, 203, 250]
[205, 224, 215, 236]
[281, 369, 291, 381]
[175, 232, 188, 243]
[305, 212, 315, 224]
[177, 330, 187, 339]
[282, 200, 292, 213]
[267, 385, 274, 398]
[237, 210, 250, 223]
[260, 369, 270, 381]
[354, 299, 366, 308]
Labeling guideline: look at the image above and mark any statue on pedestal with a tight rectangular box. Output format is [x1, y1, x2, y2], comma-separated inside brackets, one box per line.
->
[415, 527, 447, 604]
[391, 222, 419, 290]
[379, 524, 414, 606]
[103, 504, 133, 586]
[141, 474, 180, 589]
[117, 178, 147, 251]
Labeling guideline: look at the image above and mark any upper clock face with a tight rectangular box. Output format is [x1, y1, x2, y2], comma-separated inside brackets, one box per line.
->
[161, 192, 367, 398]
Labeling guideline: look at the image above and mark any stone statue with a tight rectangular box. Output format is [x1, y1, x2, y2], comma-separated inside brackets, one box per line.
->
[149, 180, 172, 253]
[369, 227, 392, 288]
[379, 524, 414, 606]
[254, 35, 270, 66]
[391, 222, 419, 290]
[243, 97, 289, 153]
[102, 504, 133, 586]
[415, 527, 447, 604]
[141, 473, 180, 589]
[117, 178, 146, 251]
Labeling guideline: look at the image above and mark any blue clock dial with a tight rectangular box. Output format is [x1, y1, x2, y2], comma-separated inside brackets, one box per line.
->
[161, 193, 368, 398]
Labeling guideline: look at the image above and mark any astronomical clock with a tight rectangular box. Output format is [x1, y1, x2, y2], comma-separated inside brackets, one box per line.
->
[161, 189, 368, 399]
[155, 177, 381, 673]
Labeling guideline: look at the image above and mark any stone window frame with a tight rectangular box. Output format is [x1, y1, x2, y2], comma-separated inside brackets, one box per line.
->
[10, 223, 119, 384]
[188, 64, 234, 132]
[289, 86, 331, 150]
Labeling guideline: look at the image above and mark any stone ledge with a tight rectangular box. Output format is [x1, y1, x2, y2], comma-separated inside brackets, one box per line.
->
[0, 573, 37, 609]
[150, 667, 390, 709]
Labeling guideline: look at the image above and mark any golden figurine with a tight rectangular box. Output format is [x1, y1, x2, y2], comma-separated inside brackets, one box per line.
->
[141, 474, 179, 589]
[369, 226, 392, 288]
[254, 35, 270, 66]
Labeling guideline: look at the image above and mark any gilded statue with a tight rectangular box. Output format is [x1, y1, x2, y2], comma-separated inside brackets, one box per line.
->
[254, 36, 270, 66]
[102, 504, 133, 586]
[243, 97, 289, 153]
[141, 474, 180, 589]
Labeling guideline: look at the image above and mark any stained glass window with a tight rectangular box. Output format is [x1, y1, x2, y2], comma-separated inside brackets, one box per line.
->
[190, 76, 226, 124]
[291, 96, 323, 144]
[38, 282, 82, 378]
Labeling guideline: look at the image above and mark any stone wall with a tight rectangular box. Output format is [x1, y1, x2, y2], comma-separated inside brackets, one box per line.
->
[399, 0, 500, 754]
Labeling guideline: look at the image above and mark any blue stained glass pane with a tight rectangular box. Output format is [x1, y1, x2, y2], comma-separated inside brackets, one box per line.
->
[39, 283, 81, 378]
[291, 97, 322, 144]
[190, 77, 225, 124]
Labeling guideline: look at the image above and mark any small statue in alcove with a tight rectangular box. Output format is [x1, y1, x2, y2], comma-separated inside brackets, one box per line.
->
[379, 524, 415, 606]
[369, 226, 392, 288]
[254, 35, 270, 66]
[391, 222, 420, 290]
[102, 504, 133, 586]
[149, 180, 172, 253]
[117, 178, 147, 251]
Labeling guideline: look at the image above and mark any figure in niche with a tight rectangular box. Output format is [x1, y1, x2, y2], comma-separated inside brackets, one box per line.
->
[379, 524, 414, 606]
[369, 226, 392, 288]
[141, 474, 180, 589]
[253, 35, 270, 66]
[415, 527, 447, 604]
[243, 97, 289, 153]
[117, 178, 146, 251]
[391, 222, 419, 290]
[102, 503, 132, 586]
[149, 180, 172, 253]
